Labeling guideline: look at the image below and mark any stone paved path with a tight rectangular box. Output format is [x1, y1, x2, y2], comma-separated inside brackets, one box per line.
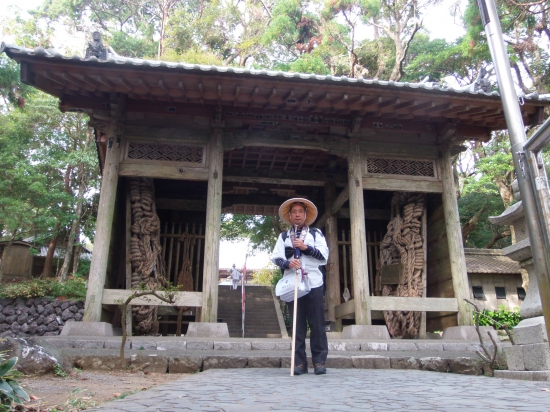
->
[89, 369, 550, 412]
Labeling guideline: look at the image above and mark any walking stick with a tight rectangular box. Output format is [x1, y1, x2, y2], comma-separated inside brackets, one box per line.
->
[290, 229, 301, 377]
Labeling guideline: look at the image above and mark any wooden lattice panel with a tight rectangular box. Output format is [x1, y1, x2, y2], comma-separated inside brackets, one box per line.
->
[127, 142, 205, 164]
[366, 158, 435, 177]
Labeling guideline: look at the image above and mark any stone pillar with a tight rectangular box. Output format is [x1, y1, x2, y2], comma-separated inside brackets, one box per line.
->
[347, 137, 371, 325]
[83, 120, 123, 322]
[324, 182, 342, 330]
[439, 148, 473, 326]
[201, 129, 224, 323]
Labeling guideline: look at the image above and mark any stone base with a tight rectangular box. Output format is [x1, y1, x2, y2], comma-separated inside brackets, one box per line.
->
[185, 322, 230, 338]
[512, 316, 548, 345]
[442, 326, 493, 342]
[60, 321, 120, 336]
[494, 370, 550, 381]
[341, 325, 391, 340]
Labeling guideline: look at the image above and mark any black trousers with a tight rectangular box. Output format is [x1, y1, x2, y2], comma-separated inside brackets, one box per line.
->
[287, 285, 328, 368]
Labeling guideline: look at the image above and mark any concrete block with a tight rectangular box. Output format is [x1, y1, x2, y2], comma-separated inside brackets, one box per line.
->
[73, 340, 105, 349]
[203, 355, 248, 370]
[156, 340, 187, 351]
[186, 322, 230, 338]
[168, 356, 203, 373]
[214, 341, 252, 351]
[328, 341, 361, 351]
[360, 342, 388, 351]
[246, 356, 281, 368]
[251, 341, 290, 351]
[186, 341, 214, 350]
[325, 356, 354, 369]
[522, 343, 550, 371]
[442, 342, 481, 352]
[419, 357, 449, 373]
[342, 325, 391, 340]
[512, 317, 548, 345]
[390, 357, 420, 370]
[104, 339, 130, 350]
[426, 332, 442, 339]
[352, 355, 391, 369]
[74, 355, 126, 371]
[448, 357, 484, 375]
[442, 326, 493, 342]
[503, 346, 525, 371]
[60, 321, 120, 336]
[129, 354, 168, 373]
[494, 370, 550, 381]
[415, 342, 443, 351]
[130, 339, 157, 350]
[387, 342, 417, 351]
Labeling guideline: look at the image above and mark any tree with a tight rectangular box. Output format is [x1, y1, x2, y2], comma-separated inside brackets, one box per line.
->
[220, 214, 286, 254]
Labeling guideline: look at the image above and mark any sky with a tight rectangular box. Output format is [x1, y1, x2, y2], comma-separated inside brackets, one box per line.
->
[1, 0, 469, 269]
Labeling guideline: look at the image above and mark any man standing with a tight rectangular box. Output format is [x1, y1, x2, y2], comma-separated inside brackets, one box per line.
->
[272, 198, 329, 375]
[230, 264, 242, 290]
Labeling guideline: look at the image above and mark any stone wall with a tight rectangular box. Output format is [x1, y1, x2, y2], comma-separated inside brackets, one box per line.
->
[0, 297, 84, 338]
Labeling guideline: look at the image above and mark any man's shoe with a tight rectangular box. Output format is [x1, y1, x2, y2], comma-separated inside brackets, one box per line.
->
[314, 363, 327, 375]
[294, 364, 308, 375]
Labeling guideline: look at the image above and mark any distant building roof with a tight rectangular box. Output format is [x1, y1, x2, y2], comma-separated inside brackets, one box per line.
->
[464, 248, 521, 274]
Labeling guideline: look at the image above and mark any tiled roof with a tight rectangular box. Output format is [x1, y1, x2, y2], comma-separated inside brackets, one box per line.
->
[464, 248, 521, 274]
[2, 43, 549, 102]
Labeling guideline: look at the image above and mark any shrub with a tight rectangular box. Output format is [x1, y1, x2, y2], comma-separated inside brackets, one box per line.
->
[476, 305, 521, 330]
[250, 265, 280, 286]
[0, 352, 29, 411]
[0, 277, 86, 300]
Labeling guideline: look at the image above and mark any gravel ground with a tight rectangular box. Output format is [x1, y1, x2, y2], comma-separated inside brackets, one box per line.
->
[16, 370, 181, 411]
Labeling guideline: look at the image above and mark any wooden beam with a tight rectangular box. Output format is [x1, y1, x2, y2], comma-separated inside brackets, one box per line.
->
[440, 148, 473, 326]
[201, 129, 224, 323]
[335, 297, 459, 318]
[324, 182, 341, 328]
[125, 184, 133, 336]
[119, 163, 208, 180]
[348, 137, 371, 325]
[362, 176, 443, 193]
[102, 289, 203, 307]
[316, 184, 350, 228]
[156, 198, 207, 211]
[84, 98, 125, 322]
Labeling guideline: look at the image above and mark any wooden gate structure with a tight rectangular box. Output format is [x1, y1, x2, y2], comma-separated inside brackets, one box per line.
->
[3, 41, 549, 336]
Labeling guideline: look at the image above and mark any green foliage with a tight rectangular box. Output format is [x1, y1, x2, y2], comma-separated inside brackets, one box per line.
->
[75, 258, 91, 278]
[220, 214, 286, 253]
[0, 277, 87, 300]
[0, 353, 29, 410]
[53, 363, 68, 378]
[476, 306, 521, 330]
[250, 265, 279, 286]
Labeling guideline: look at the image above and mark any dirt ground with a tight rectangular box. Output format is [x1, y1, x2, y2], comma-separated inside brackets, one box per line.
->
[16, 370, 182, 411]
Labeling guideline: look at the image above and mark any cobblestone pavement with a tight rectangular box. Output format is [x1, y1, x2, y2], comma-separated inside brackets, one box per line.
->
[89, 369, 550, 412]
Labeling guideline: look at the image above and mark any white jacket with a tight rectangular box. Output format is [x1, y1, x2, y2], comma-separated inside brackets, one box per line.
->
[271, 228, 328, 289]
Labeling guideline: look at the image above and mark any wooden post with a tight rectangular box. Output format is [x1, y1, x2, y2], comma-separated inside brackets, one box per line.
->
[83, 119, 124, 322]
[419, 203, 428, 339]
[201, 129, 224, 323]
[347, 137, 371, 325]
[125, 184, 132, 335]
[324, 182, 341, 330]
[440, 148, 473, 326]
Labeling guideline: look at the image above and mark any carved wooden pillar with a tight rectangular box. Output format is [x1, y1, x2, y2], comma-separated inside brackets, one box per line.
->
[201, 129, 224, 323]
[84, 118, 124, 322]
[347, 137, 371, 325]
[440, 148, 473, 326]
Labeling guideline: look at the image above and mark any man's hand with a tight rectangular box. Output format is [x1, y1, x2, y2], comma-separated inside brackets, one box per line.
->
[288, 259, 301, 269]
[292, 238, 307, 251]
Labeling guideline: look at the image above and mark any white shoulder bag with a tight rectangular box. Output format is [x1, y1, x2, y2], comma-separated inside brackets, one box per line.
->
[275, 272, 311, 302]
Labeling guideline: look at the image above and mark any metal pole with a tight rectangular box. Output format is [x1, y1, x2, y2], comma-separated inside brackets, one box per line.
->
[477, 0, 550, 341]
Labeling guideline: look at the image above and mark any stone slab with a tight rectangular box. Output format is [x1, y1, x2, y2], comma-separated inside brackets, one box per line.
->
[494, 370, 550, 381]
[390, 356, 420, 370]
[72, 340, 105, 349]
[156, 340, 187, 351]
[187, 341, 214, 350]
[325, 355, 354, 369]
[203, 355, 248, 370]
[448, 357, 483, 375]
[360, 342, 388, 351]
[341, 325, 391, 340]
[504, 345, 525, 371]
[442, 342, 481, 352]
[168, 356, 203, 373]
[387, 342, 418, 351]
[419, 357, 449, 373]
[442, 326, 494, 342]
[129, 354, 168, 373]
[186, 322, 230, 338]
[251, 341, 291, 351]
[522, 343, 550, 371]
[73, 354, 126, 371]
[104, 339, 130, 350]
[513, 317, 548, 345]
[328, 341, 361, 351]
[130, 339, 157, 350]
[246, 356, 281, 368]
[60, 321, 120, 336]
[214, 341, 252, 351]
[352, 355, 391, 369]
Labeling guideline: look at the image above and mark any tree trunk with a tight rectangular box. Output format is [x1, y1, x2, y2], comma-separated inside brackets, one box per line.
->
[0, 235, 16, 283]
[42, 222, 61, 278]
[58, 165, 86, 281]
